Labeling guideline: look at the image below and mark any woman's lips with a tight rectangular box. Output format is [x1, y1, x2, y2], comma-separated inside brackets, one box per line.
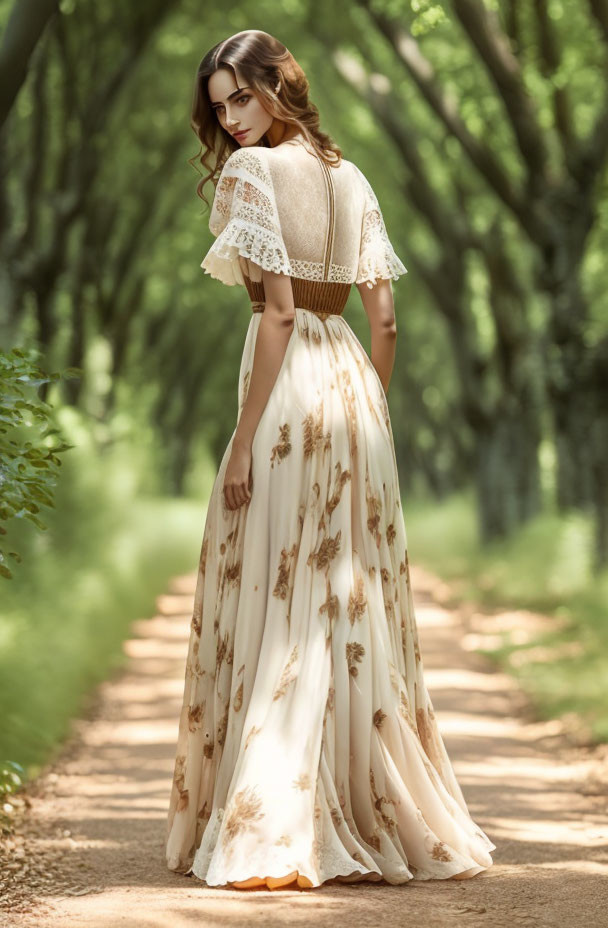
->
[233, 129, 249, 139]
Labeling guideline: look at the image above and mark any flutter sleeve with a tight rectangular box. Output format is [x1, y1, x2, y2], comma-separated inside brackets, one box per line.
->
[353, 164, 408, 289]
[201, 148, 293, 287]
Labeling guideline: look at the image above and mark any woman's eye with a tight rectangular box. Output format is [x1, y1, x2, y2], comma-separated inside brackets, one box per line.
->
[214, 95, 249, 115]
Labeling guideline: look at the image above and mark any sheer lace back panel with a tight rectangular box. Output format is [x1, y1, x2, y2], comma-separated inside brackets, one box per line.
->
[200, 134, 408, 312]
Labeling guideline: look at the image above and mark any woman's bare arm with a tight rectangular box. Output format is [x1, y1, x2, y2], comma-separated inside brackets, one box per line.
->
[356, 278, 397, 395]
[233, 268, 295, 449]
[223, 269, 295, 510]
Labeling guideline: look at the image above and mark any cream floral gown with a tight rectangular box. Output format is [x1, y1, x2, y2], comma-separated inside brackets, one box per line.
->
[165, 130, 496, 889]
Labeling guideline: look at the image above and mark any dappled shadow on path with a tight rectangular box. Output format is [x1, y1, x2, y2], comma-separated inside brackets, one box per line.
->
[5, 565, 608, 928]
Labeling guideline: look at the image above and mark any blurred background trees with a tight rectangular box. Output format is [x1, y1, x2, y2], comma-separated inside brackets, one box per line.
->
[1, 0, 607, 768]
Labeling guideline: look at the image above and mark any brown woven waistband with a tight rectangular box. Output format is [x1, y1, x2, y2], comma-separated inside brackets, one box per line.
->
[246, 276, 351, 319]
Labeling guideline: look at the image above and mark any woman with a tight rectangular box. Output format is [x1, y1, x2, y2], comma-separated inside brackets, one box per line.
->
[165, 29, 496, 890]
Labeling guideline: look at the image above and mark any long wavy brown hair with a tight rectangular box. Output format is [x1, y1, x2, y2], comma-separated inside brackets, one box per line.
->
[189, 30, 342, 209]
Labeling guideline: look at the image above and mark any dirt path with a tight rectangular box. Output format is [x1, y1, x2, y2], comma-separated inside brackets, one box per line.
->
[2, 564, 607, 928]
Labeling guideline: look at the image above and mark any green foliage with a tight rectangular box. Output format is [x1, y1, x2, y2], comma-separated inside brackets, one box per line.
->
[0, 348, 81, 579]
[0, 405, 206, 776]
[406, 490, 608, 742]
[0, 760, 25, 835]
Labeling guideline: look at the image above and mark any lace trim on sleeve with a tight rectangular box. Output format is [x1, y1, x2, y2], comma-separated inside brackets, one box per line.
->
[202, 217, 294, 286]
[201, 150, 293, 287]
[354, 166, 408, 289]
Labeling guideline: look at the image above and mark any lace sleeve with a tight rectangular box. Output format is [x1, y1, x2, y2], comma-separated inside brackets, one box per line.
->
[201, 148, 293, 287]
[353, 165, 408, 289]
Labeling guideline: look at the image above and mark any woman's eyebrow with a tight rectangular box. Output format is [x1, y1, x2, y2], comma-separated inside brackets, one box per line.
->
[210, 86, 251, 108]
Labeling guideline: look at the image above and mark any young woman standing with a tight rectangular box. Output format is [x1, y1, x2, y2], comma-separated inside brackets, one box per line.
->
[165, 29, 496, 891]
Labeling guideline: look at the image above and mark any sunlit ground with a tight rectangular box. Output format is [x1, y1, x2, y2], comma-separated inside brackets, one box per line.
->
[4, 562, 607, 928]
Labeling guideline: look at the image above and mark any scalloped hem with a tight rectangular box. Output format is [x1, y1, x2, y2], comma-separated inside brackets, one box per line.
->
[180, 856, 494, 890]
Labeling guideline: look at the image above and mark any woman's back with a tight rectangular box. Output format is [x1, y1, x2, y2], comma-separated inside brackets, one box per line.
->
[201, 133, 407, 299]
[266, 140, 365, 285]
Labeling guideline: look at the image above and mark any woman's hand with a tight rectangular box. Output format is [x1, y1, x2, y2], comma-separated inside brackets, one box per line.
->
[223, 436, 253, 511]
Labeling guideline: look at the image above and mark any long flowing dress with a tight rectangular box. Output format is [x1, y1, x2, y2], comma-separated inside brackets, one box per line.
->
[165, 131, 496, 889]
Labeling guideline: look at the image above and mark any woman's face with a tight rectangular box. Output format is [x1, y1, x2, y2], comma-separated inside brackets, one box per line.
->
[208, 67, 273, 147]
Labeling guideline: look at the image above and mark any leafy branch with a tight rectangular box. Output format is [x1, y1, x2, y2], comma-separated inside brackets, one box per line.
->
[0, 347, 81, 579]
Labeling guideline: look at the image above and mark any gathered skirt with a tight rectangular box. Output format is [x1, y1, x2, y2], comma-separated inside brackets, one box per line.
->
[165, 305, 496, 888]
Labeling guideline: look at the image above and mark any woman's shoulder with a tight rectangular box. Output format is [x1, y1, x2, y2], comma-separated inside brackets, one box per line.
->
[219, 145, 269, 176]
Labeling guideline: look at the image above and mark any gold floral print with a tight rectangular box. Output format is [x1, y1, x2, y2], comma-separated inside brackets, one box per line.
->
[326, 685, 335, 712]
[233, 663, 245, 712]
[302, 401, 331, 459]
[272, 644, 299, 700]
[203, 740, 214, 759]
[346, 641, 365, 676]
[352, 850, 364, 863]
[244, 724, 261, 751]
[387, 523, 396, 545]
[188, 701, 205, 732]
[273, 542, 298, 600]
[307, 529, 342, 572]
[365, 378, 384, 427]
[399, 690, 417, 731]
[347, 573, 367, 625]
[370, 767, 398, 834]
[227, 524, 240, 549]
[225, 560, 241, 585]
[216, 630, 230, 676]
[185, 640, 203, 681]
[367, 832, 381, 852]
[292, 772, 311, 790]
[336, 365, 357, 455]
[431, 840, 453, 862]
[270, 422, 292, 467]
[275, 834, 292, 846]
[373, 708, 387, 729]
[330, 806, 343, 827]
[233, 681, 243, 712]
[172, 754, 188, 811]
[311, 327, 322, 346]
[399, 549, 411, 582]
[199, 537, 209, 576]
[222, 785, 265, 847]
[191, 601, 202, 637]
[326, 461, 351, 519]
[380, 567, 396, 625]
[217, 702, 229, 748]
[366, 481, 382, 549]
[319, 575, 340, 638]
[416, 706, 444, 773]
